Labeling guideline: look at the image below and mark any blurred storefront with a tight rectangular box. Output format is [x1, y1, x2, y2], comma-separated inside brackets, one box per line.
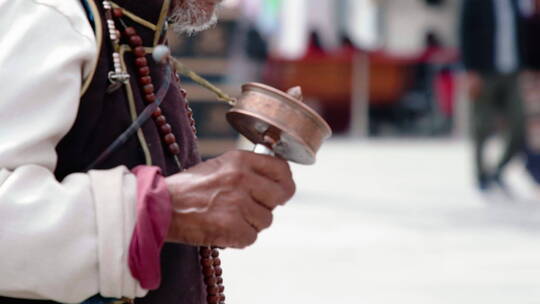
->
[169, 0, 463, 157]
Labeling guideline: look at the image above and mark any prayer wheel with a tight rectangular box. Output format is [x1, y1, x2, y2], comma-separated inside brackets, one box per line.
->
[226, 83, 332, 165]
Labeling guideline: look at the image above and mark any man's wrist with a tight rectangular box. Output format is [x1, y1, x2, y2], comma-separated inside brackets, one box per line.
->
[129, 166, 173, 290]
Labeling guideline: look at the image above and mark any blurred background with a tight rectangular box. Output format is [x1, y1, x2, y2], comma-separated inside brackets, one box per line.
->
[169, 0, 540, 303]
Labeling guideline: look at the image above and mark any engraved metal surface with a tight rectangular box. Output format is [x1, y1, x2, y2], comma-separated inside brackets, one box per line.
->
[226, 83, 332, 164]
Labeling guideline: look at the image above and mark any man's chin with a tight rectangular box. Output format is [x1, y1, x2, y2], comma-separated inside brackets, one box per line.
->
[173, 13, 218, 35]
[170, 0, 220, 36]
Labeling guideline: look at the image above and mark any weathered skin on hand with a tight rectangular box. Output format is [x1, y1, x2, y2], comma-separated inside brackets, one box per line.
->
[165, 150, 296, 249]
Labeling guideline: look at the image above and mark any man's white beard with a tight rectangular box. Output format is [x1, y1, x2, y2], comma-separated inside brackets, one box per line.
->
[170, 0, 219, 35]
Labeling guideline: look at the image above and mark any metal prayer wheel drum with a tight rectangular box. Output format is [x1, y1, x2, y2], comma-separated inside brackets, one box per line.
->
[226, 83, 332, 165]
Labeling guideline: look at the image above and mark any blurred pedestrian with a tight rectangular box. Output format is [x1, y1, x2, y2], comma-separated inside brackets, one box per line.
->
[522, 0, 540, 73]
[459, 0, 526, 192]
[521, 0, 540, 183]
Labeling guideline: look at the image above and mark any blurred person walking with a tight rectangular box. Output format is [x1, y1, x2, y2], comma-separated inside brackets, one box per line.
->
[460, 0, 526, 192]
[521, 0, 540, 183]
[523, 0, 540, 72]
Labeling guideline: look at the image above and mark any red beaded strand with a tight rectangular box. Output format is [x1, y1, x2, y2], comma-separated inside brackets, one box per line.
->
[120, 22, 183, 166]
[180, 88, 198, 136]
[111, 7, 225, 304]
[200, 246, 226, 304]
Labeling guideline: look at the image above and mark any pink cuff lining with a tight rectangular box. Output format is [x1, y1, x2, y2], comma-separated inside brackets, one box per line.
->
[129, 165, 172, 290]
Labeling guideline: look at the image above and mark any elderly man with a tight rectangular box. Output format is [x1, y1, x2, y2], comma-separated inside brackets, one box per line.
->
[0, 1, 295, 304]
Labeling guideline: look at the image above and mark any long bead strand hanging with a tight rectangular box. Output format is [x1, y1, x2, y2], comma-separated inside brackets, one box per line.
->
[116, 15, 183, 169]
[200, 246, 226, 304]
[108, 7, 225, 304]
[179, 88, 198, 137]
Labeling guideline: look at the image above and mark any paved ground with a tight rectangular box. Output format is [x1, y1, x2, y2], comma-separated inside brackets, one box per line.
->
[221, 139, 540, 304]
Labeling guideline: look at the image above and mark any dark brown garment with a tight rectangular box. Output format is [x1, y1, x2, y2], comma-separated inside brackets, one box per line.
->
[0, 0, 206, 303]
[523, 13, 540, 70]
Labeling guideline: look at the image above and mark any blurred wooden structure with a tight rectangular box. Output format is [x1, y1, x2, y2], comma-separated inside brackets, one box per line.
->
[263, 49, 415, 134]
[264, 50, 416, 108]
[168, 16, 240, 158]
[263, 45, 461, 135]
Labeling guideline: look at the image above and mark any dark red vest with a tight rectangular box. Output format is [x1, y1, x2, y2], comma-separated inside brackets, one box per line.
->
[0, 0, 206, 303]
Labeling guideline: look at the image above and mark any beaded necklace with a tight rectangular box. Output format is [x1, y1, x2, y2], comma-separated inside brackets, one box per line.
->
[101, 2, 226, 303]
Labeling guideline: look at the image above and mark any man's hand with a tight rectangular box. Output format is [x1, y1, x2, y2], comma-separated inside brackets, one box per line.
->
[165, 150, 296, 249]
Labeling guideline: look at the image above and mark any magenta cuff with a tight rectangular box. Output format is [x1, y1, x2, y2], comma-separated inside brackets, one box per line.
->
[129, 165, 172, 290]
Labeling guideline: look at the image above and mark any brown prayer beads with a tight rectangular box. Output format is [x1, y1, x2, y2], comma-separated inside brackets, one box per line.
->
[112, 8, 225, 303]
[123, 26, 182, 159]
[200, 247, 226, 304]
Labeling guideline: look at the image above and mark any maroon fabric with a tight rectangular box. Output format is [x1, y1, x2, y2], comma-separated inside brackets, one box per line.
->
[0, 0, 207, 303]
[52, 0, 207, 303]
[129, 166, 172, 290]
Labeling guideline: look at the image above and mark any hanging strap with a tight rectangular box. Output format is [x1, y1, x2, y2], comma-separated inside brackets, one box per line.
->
[85, 65, 173, 171]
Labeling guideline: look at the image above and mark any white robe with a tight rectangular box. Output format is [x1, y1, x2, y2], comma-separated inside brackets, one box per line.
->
[0, 0, 146, 302]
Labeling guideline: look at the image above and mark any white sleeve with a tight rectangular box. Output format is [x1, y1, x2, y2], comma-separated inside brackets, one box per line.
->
[0, 0, 147, 302]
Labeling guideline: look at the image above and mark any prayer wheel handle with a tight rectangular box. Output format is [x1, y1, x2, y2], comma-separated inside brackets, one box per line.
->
[226, 83, 332, 165]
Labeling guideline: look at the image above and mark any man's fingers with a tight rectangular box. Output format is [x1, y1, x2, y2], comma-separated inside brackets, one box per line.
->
[226, 151, 296, 203]
[246, 172, 292, 209]
[226, 220, 258, 249]
[239, 151, 293, 182]
[245, 153, 296, 199]
[241, 198, 274, 232]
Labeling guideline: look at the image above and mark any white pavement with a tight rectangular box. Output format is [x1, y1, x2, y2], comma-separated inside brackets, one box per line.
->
[221, 139, 540, 304]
